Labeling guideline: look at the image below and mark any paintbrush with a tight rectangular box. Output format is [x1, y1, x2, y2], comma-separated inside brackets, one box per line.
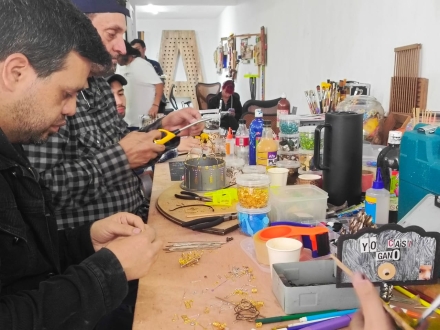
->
[330, 254, 414, 330]
[416, 294, 440, 327]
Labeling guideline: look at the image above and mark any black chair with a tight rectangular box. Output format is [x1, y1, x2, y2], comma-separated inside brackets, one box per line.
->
[241, 112, 279, 135]
[242, 98, 282, 115]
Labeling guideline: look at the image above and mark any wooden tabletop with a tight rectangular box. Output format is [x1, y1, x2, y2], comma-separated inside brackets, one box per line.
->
[132, 158, 438, 330]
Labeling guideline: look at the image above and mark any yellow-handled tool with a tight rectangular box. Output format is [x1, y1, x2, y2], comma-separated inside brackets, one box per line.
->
[154, 118, 211, 145]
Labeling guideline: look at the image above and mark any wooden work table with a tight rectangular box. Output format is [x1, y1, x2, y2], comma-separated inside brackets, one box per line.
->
[132, 159, 439, 330]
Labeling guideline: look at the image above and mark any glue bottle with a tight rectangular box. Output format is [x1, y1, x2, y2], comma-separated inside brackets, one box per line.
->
[225, 127, 234, 156]
[365, 168, 390, 225]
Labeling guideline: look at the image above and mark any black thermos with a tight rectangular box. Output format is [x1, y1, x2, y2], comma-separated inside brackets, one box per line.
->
[314, 112, 363, 206]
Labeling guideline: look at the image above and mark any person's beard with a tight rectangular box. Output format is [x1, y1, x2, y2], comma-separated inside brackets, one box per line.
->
[10, 93, 58, 145]
[91, 62, 116, 77]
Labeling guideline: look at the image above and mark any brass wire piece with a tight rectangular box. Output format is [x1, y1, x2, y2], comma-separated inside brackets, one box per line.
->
[234, 299, 262, 321]
[179, 251, 203, 268]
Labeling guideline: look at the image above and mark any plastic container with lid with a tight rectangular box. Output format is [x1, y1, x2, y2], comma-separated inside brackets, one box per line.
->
[278, 151, 299, 162]
[269, 185, 328, 222]
[224, 156, 245, 185]
[278, 133, 300, 152]
[236, 173, 271, 208]
[336, 95, 385, 143]
[299, 126, 321, 151]
[236, 204, 271, 236]
[242, 165, 266, 174]
[279, 115, 299, 134]
[276, 160, 300, 185]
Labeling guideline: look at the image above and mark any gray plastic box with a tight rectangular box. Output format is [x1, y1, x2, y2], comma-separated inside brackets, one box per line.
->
[272, 260, 360, 314]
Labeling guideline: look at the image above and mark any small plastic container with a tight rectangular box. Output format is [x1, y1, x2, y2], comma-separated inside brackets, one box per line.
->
[279, 115, 300, 134]
[224, 156, 245, 185]
[278, 151, 299, 162]
[276, 160, 300, 185]
[269, 185, 328, 222]
[299, 126, 321, 150]
[236, 173, 271, 208]
[236, 204, 271, 236]
[278, 133, 300, 152]
[242, 165, 266, 174]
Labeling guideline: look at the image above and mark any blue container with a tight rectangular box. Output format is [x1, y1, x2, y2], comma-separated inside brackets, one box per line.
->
[399, 124, 440, 220]
[236, 204, 270, 236]
[249, 109, 264, 165]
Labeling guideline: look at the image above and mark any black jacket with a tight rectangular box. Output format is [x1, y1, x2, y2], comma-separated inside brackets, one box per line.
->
[0, 129, 127, 329]
[207, 92, 243, 131]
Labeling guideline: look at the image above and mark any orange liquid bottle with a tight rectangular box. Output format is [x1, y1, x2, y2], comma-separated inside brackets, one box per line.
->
[256, 121, 277, 169]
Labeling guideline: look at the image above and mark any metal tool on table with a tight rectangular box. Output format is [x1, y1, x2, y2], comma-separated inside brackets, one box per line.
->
[181, 213, 237, 230]
[154, 117, 212, 145]
[174, 191, 212, 202]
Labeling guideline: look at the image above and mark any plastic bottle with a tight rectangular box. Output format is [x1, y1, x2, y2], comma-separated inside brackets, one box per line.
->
[249, 109, 264, 165]
[377, 130, 402, 223]
[256, 120, 278, 169]
[235, 119, 249, 164]
[276, 93, 290, 127]
[365, 169, 390, 225]
[225, 127, 234, 156]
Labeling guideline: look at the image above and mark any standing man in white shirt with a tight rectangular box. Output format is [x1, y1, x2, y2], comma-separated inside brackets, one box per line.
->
[116, 41, 163, 129]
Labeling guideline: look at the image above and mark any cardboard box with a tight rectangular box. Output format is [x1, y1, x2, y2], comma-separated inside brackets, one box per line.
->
[272, 260, 360, 314]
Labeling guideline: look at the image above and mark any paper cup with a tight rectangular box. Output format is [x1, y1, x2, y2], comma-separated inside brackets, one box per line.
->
[266, 237, 303, 278]
[297, 174, 321, 186]
[267, 168, 289, 186]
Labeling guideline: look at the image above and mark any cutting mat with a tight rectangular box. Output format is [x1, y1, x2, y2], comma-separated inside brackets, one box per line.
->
[156, 182, 239, 235]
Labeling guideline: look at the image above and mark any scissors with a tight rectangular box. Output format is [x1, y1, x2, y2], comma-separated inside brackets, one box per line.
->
[154, 117, 212, 145]
[175, 191, 212, 202]
[181, 213, 237, 230]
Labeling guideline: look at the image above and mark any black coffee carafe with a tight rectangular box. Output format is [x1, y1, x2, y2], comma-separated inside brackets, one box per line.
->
[314, 112, 363, 206]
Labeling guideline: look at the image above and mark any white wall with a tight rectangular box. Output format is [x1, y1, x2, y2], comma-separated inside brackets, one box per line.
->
[136, 18, 219, 105]
[217, 0, 440, 114]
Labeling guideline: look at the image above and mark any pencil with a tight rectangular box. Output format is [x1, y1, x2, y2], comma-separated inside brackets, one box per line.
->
[329, 254, 414, 330]
[402, 286, 434, 304]
[395, 286, 440, 315]
[255, 310, 337, 325]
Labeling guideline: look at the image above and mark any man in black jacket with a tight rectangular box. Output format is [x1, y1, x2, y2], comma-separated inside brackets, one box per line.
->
[0, 0, 162, 329]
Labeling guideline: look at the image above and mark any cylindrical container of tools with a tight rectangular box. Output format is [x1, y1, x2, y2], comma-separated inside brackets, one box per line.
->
[182, 153, 226, 192]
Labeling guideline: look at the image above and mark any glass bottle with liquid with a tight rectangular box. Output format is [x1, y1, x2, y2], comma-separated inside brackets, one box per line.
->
[256, 121, 277, 169]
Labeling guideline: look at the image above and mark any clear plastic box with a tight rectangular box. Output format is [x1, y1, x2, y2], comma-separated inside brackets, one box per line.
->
[269, 185, 328, 222]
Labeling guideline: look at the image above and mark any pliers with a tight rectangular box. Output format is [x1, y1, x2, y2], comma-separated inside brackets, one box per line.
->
[174, 191, 212, 202]
[181, 213, 238, 230]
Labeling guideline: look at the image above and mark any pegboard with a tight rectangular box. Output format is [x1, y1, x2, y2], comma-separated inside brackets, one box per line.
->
[159, 30, 203, 109]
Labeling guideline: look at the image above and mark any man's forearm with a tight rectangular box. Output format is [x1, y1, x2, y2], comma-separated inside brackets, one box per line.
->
[154, 83, 164, 106]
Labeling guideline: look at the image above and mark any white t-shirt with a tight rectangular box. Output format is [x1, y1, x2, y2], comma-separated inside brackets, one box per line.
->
[116, 57, 162, 127]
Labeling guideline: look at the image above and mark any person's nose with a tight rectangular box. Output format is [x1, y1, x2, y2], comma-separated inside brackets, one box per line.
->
[63, 97, 77, 117]
[114, 37, 126, 55]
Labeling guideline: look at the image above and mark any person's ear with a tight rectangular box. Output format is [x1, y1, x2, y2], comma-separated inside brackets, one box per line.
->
[1, 53, 33, 92]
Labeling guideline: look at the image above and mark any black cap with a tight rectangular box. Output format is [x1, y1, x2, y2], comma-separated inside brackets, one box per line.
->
[107, 74, 127, 86]
[263, 120, 272, 126]
[71, 0, 130, 17]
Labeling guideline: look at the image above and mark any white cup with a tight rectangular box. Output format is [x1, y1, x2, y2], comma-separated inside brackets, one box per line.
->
[266, 237, 303, 278]
[267, 168, 289, 186]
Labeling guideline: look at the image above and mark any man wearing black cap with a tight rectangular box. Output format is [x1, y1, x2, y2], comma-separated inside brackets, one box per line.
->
[24, 0, 204, 230]
[107, 74, 127, 119]
[117, 41, 164, 125]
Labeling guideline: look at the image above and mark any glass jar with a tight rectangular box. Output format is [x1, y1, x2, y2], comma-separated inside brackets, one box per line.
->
[276, 160, 300, 185]
[224, 156, 245, 186]
[242, 165, 266, 174]
[336, 95, 385, 143]
[278, 133, 300, 152]
[299, 126, 322, 151]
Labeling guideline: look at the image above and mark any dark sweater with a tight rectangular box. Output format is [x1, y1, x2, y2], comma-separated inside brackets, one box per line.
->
[207, 92, 243, 131]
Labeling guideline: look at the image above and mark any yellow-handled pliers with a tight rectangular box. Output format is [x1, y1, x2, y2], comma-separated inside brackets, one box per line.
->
[154, 117, 212, 145]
